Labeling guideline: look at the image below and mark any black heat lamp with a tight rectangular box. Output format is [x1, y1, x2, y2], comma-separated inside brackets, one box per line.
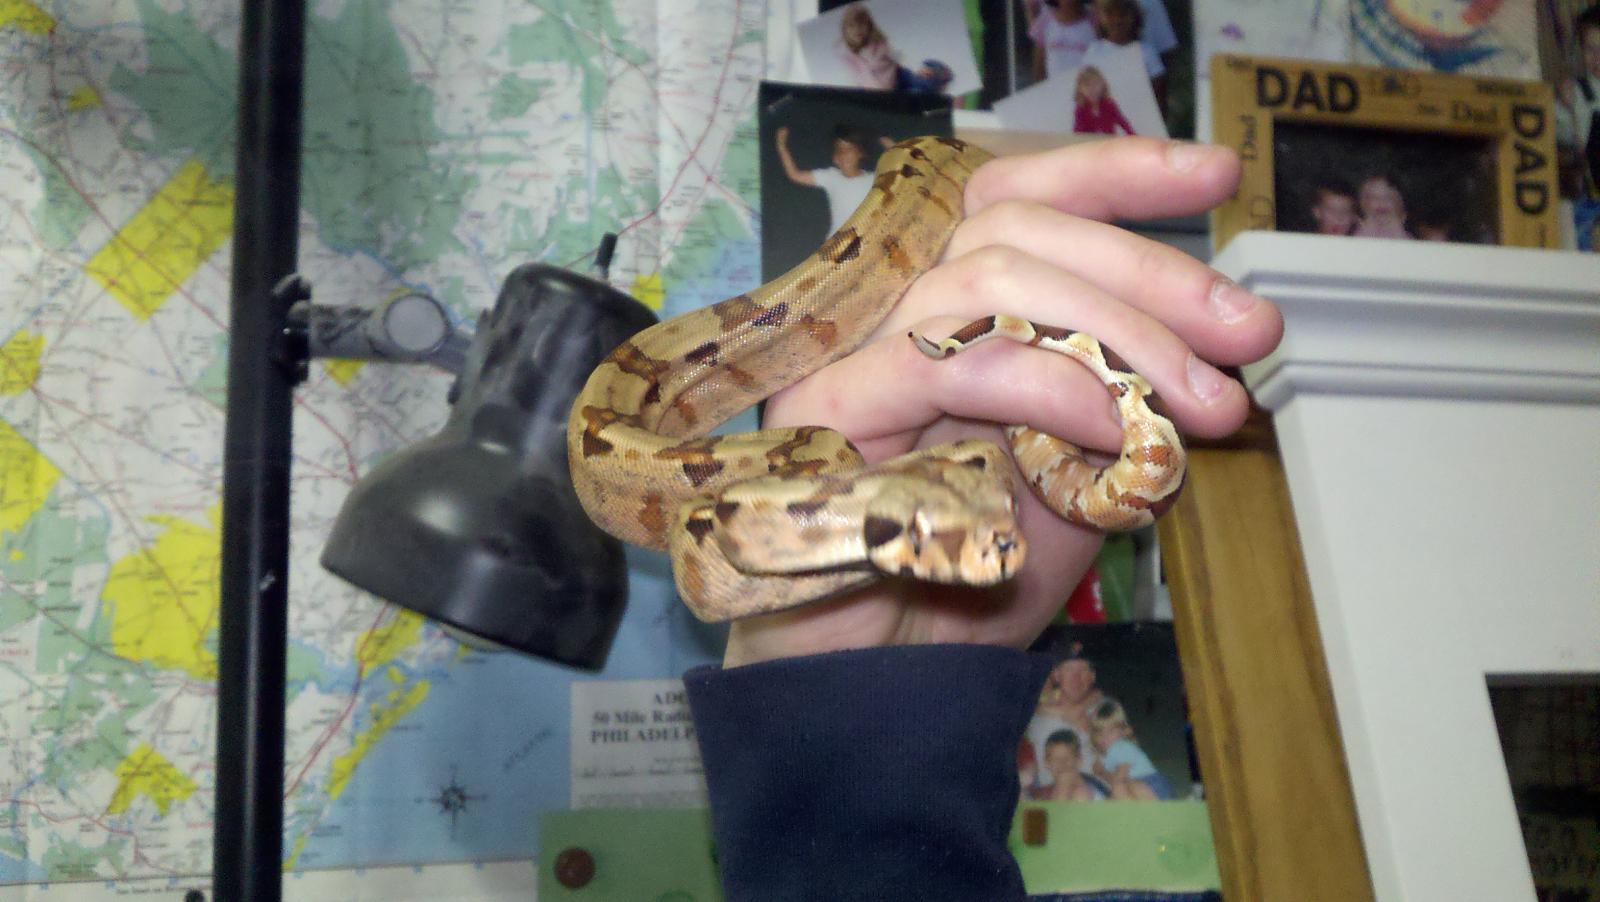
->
[315, 255, 657, 669]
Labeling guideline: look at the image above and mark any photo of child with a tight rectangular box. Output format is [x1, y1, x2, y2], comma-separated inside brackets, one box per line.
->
[1308, 179, 1359, 236]
[1072, 65, 1136, 135]
[799, 0, 982, 98]
[1089, 698, 1175, 800]
[1019, 623, 1194, 804]
[1020, 0, 1183, 122]
[1352, 174, 1413, 240]
[1090, 0, 1168, 113]
[774, 123, 888, 237]
[994, 43, 1165, 138]
[1273, 121, 1501, 244]
[835, 3, 955, 93]
[1030, 730, 1106, 801]
[1027, 0, 1098, 82]
[757, 82, 954, 280]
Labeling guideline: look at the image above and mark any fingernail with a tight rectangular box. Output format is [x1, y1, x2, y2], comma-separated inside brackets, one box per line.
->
[1166, 141, 1211, 173]
[1186, 353, 1228, 404]
[1208, 277, 1260, 324]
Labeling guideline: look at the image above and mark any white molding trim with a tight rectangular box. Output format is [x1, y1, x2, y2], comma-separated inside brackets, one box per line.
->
[1213, 231, 1600, 902]
[1213, 232, 1600, 410]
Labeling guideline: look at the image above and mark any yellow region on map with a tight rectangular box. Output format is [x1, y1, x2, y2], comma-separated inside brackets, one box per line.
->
[0, 417, 60, 538]
[356, 608, 424, 671]
[326, 673, 430, 801]
[285, 835, 308, 871]
[101, 511, 220, 680]
[322, 359, 364, 385]
[67, 85, 100, 111]
[0, 0, 53, 34]
[631, 272, 665, 311]
[85, 158, 233, 320]
[0, 331, 43, 394]
[106, 744, 196, 817]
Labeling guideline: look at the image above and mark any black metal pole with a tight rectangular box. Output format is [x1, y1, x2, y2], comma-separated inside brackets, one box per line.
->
[216, 0, 306, 899]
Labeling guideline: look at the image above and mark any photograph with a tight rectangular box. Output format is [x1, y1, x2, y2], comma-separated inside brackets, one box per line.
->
[1273, 121, 1501, 243]
[1209, 54, 1561, 249]
[757, 81, 954, 280]
[808, 0, 1195, 136]
[994, 39, 1168, 137]
[1011, 0, 1193, 136]
[1350, 0, 1541, 80]
[801, 0, 983, 97]
[1540, 1, 1600, 200]
[1019, 623, 1196, 804]
[1577, 198, 1600, 251]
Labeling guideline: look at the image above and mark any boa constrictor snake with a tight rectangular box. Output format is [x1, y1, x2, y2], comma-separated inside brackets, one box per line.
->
[568, 136, 1184, 622]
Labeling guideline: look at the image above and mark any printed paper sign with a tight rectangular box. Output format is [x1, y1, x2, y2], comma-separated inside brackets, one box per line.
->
[570, 679, 708, 809]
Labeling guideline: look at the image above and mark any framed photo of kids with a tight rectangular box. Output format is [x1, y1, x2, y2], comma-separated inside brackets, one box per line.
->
[757, 81, 953, 281]
[1274, 121, 1500, 243]
[1209, 54, 1563, 251]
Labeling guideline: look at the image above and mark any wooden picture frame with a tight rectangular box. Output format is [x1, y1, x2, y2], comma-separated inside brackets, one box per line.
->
[1209, 54, 1561, 250]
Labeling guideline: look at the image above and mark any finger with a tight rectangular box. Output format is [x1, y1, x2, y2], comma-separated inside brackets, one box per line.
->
[764, 323, 1112, 639]
[885, 248, 1251, 439]
[965, 136, 1242, 223]
[946, 201, 1283, 367]
[767, 313, 1128, 458]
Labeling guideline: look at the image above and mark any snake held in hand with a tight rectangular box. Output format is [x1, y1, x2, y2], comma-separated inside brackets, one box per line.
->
[567, 136, 1184, 622]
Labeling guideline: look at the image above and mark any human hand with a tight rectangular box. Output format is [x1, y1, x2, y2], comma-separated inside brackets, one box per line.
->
[722, 137, 1283, 667]
[776, 126, 790, 147]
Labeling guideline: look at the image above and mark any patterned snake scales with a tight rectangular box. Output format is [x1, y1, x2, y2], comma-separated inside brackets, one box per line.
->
[568, 136, 1185, 622]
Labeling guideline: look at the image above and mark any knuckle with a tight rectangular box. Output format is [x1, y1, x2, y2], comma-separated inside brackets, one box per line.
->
[958, 244, 1026, 294]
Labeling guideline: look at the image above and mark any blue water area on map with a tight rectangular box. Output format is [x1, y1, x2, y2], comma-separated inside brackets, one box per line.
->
[289, 546, 725, 870]
[286, 238, 760, 871]
[0, 850, 47, 883]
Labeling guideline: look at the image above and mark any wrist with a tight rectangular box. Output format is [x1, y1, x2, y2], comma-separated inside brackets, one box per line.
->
[719, 584, 918, 668]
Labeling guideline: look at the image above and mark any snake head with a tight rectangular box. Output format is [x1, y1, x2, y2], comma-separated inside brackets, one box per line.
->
[863, 474, 1025, 586]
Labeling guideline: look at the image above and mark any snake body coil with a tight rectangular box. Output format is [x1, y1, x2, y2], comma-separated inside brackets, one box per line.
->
[567, 136, 1184, 621]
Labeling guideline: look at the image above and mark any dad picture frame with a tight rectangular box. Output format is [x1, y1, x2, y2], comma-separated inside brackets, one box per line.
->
[1209, 54, 1561, 251]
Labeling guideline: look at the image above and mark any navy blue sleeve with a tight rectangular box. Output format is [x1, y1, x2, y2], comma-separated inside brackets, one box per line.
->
[685, 644, 1054, 902]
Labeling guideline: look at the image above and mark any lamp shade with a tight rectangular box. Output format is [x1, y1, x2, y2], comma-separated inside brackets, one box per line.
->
[321, 263, 658, 669]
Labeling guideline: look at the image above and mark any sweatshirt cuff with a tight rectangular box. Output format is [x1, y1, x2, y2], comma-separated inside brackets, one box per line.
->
[685, 644, 1053, 901]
